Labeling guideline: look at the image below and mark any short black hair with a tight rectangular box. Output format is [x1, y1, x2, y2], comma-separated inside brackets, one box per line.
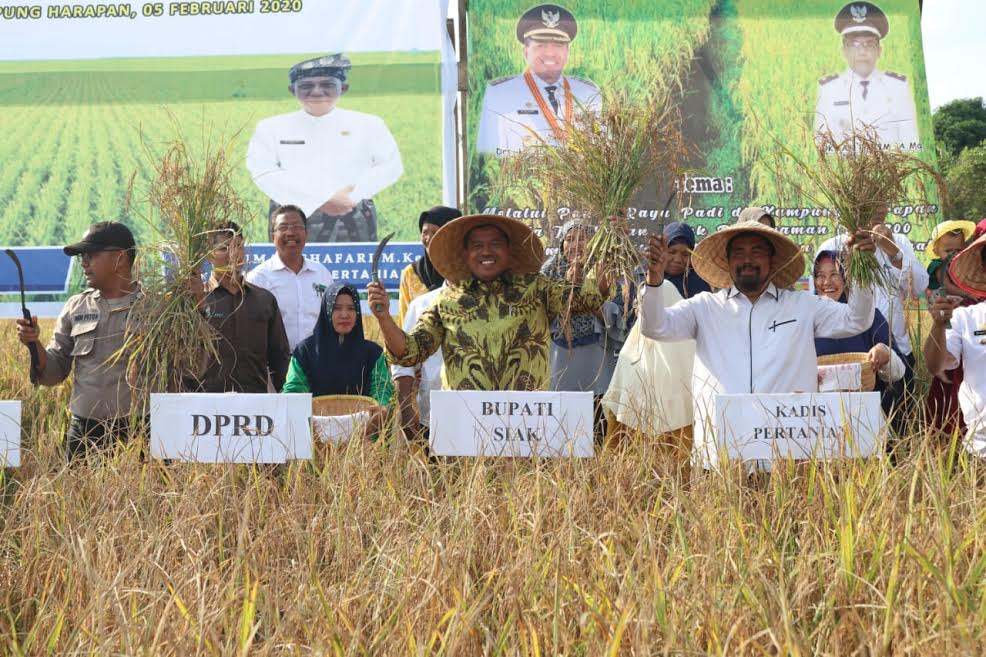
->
[463, 224, 510, 249]
[726, 232, 775, 258]
[272, 204, 307, 228]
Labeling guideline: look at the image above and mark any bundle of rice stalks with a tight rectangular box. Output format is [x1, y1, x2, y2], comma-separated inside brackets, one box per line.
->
[119, 135, 251, 395]
[504, 92, 686, 288]
[770, 128, 945, 290]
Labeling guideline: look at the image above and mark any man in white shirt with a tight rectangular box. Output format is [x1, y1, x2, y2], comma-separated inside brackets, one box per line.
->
[814, 2, 920, 150]
[815, 206, 927, 379]
[924, 235, 986, 456]
[246, 53, 403, 242]
[640, 222, 876, 469]
[476, 4, 601, 157]
[391, 285, 445, 441]
[246, 204, 334, 350]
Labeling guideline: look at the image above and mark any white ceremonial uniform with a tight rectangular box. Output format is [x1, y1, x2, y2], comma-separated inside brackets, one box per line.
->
[246, 253, 334, 350]
[640, 282, 875, 469]
[391, 286, 445, 426]
[476, 71, 601, 156]
[815, 69, 920, 150]
[815, 233, 928, 357]
[246, 108, 403, 218]
[943, 304, 986, 457]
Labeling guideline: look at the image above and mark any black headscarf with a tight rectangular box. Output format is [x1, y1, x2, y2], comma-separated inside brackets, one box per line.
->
[412, 206, 462, 291]
[292, 283, 382, 397]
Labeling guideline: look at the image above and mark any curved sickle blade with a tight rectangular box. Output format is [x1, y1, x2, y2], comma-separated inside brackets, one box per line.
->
[4, 248, 42, 380]
[370, 232, 395, 284]
[4, 249, 27, 309]
[370, 232, 395, 313]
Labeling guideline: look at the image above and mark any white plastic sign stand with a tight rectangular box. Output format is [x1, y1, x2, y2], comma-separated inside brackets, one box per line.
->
[0, 401, 21, 467]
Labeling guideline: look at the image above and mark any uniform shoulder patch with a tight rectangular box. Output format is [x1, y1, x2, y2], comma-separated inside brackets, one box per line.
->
[818, 73, 839, 86]
[568, 75, 598, 89]
[885, 71, 907, 82]
[489, 75, 513, 87]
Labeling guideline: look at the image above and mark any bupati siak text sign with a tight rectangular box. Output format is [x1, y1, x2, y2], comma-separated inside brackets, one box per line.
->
[429, 391, 594, 458]
[714, 392, 886, 462]
[0, 401, 21, 468]
[150, 393, 312, 463]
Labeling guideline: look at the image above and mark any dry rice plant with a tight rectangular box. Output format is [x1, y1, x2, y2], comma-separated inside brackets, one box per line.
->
[120, 133, 253, 395]
[769, 128, 946, 290]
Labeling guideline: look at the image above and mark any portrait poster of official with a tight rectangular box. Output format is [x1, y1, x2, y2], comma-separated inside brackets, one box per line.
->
[467, 0, 938, 253]
[0, 0, 455, 267]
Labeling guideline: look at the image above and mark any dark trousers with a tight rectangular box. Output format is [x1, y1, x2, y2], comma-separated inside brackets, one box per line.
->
[267, 199, 378, 243]
[65, 415, 140, 460]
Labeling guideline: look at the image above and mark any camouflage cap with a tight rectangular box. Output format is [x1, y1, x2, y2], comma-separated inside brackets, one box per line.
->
[289, 53, 352, 84]
[835, 2, 889, 39]
[516, 4, 577, 43]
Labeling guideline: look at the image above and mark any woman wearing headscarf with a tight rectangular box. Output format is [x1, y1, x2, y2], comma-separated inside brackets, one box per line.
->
[284, 283, 394, 434]
[662, 222, 712, 298]
[397, 206, 462, 325]
[812, 250, 904, 416]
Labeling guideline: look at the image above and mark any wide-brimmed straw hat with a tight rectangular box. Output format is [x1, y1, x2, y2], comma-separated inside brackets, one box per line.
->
[691, 223, 804, 290]
[929, 220, 976, 255]
[427, 214, 545, 284]
[949, 233, 986, 297]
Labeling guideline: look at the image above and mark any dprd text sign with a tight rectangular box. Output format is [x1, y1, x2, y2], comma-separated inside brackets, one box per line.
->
[150, 393, 312, 463]
[429, 391, 594, 458]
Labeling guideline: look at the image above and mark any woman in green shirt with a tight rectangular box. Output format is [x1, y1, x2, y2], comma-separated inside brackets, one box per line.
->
[284, 283, 393, 434]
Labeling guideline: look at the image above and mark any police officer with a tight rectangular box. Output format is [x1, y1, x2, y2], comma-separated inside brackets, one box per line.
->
[247, 53, 404, 242]
[815, 2, 920, 150]
[15, 222, 141, 459]
[476, 4, 602, 157]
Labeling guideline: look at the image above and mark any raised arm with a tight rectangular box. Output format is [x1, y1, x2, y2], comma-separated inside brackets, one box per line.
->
[638, 233, 699, 341]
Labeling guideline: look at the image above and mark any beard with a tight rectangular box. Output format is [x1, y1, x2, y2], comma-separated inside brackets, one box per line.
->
[733, 266, 764, 294]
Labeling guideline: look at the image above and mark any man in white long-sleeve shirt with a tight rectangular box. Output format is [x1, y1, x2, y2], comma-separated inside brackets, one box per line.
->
[640, 222, 876, 469]
[246, 53, 404, 243]
[814, 207, 927, 390]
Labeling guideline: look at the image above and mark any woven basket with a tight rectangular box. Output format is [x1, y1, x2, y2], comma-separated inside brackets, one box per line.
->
[312, 394, 377, 417]
[817, 352, 875, 392]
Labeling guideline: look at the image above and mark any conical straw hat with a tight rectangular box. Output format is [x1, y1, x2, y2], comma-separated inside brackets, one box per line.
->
[427, 214, 545, 284]
[691, 223, 805, 290]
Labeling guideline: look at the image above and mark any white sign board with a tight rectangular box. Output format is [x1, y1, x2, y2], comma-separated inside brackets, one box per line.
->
[429, 391, 594, 458]
[150, 393, 312, 463]
[715, 392, 885, 462]
[0, 401, 21, 468]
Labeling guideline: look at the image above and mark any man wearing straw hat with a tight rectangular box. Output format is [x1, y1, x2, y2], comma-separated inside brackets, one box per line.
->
[367, 214, 608, 391]
[476, 4, 601, 156]
[924, 235, 986, 456]
[640, 222, 877, 469]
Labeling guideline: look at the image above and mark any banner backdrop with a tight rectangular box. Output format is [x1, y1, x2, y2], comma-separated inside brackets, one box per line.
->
[467, 0, 938, 255]
[0, 0, 452, 301]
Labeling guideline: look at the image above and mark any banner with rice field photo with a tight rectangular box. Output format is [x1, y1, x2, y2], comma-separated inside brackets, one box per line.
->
[0, 0, 454, 310]
[466, 0, 938, 256]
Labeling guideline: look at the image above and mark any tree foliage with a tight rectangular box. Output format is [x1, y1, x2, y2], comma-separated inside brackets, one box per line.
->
[943, 140, 986, 220]
[933, 97, 986, 158]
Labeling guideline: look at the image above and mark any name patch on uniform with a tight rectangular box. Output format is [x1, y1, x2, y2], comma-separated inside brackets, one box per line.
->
[833, 101, 849, 106]
[974, 329, 986, 336]
[279, 140, 305, 145]
[73, 312, 99, 323]
[518, 109, 540, 115]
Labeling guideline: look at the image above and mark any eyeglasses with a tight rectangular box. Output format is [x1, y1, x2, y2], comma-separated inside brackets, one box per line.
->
[294, 80, 342, 97]
[77, 248, 123, 263]
[272, 222, 306, 234]
[845, 39, 879, 52]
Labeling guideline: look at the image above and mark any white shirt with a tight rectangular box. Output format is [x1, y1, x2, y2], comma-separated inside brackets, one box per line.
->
[815, 233, 928, 356]
[476, 71, 601, 156]
[640, 282, 874, 468]
[944, 303, 986, 456]
[246, 108, 403, 217]
[815, 69, 920, 150]
[391, 286, 445, 426]
[245, 253, 334, 350]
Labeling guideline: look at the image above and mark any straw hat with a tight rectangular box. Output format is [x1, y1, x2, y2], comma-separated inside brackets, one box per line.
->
[929, 220, 977, 256]
[427, 214, 545, 284]
[948, 233, 986, 297]
[691, 223, 805, 290]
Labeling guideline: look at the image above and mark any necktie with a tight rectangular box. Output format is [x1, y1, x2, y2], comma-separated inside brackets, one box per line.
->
[860, 80, 869, 101]
[545, 85, 559, 115]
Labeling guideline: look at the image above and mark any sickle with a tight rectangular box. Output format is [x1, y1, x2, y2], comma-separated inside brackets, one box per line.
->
[4, 249, 41, 381]
[370, 232, 395, 313]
